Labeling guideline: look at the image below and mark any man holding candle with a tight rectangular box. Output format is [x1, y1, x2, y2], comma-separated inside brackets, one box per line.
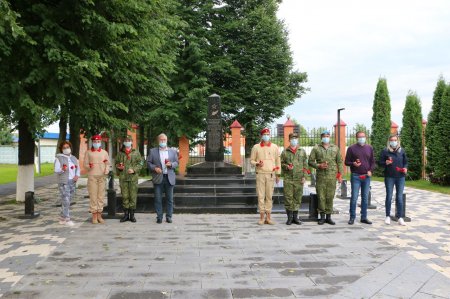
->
[308, 130, 343, 225]
[280, 133, 308, 225]
[250, 128, 281, 225]
[147, 133, 179, 224]
[344, 131, 376, 225]
[116, 135, 143, 223]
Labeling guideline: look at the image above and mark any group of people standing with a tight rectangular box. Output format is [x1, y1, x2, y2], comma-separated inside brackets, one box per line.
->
[53, 133, 177, 226]
[250, 128, 408, 226]
[53, 129, 408, 227]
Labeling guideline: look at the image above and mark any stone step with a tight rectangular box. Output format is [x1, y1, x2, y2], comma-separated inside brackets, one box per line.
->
[135, 186, 282, 194]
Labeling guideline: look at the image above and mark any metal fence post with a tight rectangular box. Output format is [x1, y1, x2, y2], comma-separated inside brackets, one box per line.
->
[19, 191, 40, 219]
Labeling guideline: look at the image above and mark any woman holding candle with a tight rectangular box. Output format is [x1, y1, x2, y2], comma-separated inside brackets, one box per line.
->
[54, 141, 80, 226]
[379, 135, 408, 226]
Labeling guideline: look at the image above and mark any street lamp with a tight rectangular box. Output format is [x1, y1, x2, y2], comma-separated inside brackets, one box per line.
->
[337, 108, 345, 150]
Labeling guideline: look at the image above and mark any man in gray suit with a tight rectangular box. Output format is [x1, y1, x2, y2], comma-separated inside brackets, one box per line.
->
[147, 133, 179, 223]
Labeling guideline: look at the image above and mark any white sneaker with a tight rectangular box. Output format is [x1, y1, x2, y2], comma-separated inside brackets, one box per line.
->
[65, 220, 75, 227]
[398, 218, 406, 226]
[385, 216, 391, 225]
[59, 218, 66, 225]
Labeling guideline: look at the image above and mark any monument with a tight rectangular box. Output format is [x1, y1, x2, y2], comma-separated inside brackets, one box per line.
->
[187, 94, 242, 176]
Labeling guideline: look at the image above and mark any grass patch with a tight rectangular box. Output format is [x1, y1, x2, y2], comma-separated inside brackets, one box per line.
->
[342, 173, 449, 195]
[0, 163, 54, 185]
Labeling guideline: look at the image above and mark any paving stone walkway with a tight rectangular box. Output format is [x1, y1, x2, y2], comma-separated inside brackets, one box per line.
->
[0, 178, 449, 298]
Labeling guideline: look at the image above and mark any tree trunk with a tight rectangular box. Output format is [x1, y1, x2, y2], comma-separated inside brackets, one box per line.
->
[16, 118, 35, 202]
[69, 117, 81, 159]
[138, 125, 145, 155]
[56, 112, 67, 155]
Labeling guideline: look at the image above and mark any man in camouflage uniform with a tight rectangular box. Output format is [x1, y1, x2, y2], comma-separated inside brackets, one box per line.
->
[308, 130, 343, 225]
[115, 135, 143, 223]
[281, 133, 308, 225]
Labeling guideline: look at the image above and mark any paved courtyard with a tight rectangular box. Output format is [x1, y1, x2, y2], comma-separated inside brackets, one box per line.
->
[0, 178, 449, 298]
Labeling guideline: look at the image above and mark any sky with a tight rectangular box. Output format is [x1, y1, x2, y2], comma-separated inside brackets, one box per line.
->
[274, 0, 450, 130]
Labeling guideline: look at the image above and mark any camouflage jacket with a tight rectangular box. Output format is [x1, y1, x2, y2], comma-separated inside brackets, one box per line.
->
[308, 144, 343, 178]
[281, 146, 308, 180]
[115, 148, 143, 181]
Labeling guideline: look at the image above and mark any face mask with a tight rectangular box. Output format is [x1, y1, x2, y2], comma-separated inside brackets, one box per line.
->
[261, 135, 270, 142]
[62, 148, 71, 155]
[390, 141, 398, 148]
[159, 142, 167, 148]
[322, 137, 330, 144]
[357, 137, 366, 145]
[92, 143, 101, 149]
[123, 142, 132, 148]
[290, 139, 298, 147]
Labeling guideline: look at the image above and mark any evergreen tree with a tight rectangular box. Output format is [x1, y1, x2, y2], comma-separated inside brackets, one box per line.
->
[209, 0, 308, 155]
[401, 91, 423, 180]
[371, 78, 391, 176]
[433, 85, 450, 185]
[425, 76, 446, 179]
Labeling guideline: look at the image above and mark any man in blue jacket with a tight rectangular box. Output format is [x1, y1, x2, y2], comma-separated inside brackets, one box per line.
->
[147, 133, 179, 224]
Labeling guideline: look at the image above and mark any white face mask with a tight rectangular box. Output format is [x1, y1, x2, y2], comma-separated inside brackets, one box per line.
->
[62, 148, 71, 155]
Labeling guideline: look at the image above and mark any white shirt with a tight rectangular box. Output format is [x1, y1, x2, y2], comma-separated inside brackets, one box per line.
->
[159, 148, 169, 174]
[54, 155, 80, 179]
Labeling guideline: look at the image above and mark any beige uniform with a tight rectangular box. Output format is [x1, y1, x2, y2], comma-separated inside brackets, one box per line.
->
[84, 149, 110, 213]
[250, 142, 281, 213]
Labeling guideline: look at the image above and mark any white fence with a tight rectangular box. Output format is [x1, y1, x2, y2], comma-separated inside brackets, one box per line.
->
[0, 145, 57, 164]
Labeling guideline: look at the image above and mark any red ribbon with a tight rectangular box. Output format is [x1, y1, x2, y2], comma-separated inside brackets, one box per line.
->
[302, 168, 311, 174]
[62, 164, 67, 170]
[70, 165, 75, 169]
[359, 175, 366, 180]
[272, 166, 280, 171]
[396, 167, 406, 173]
[89, 163, 93, 168]
[91, 148, 101, 152]
[103, 159, 108, 163]
[336, 172, 342, 179]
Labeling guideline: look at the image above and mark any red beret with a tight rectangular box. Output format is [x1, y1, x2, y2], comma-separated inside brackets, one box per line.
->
[91, 134, 102, 141]
[260, 128, 270, 135]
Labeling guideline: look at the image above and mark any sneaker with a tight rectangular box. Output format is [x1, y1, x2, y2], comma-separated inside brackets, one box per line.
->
[385, 216, 391, 225]
[59, 217, 66, 225]
[65, 220, 75, 227]
[398, 218, 406, 226]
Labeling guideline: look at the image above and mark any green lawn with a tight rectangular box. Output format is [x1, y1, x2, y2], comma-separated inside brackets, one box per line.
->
[0, 163, 55, 185]
[342, 173, 449, 195]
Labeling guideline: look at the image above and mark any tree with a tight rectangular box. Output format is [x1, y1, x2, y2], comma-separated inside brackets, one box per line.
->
[0, 116, 13, 145]
[371, 78, 392, 176]
[144, 0, 212, 139]
[0, 1, 181, 201]
[425, 76, 446, 180]
[401, 91, 423, 180]
[209, 0, 308, 156]
[433, 85, 450, 185]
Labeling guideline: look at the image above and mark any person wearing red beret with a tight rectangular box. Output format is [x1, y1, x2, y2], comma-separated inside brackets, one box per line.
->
[84, 134, 110, 224]
[250, 128, 281, 225]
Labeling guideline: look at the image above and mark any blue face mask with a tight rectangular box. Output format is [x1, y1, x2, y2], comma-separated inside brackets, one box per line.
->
[322, 137, 330, 144]
[123, 142, 132, 148]
[159, 142, 167, 148]
[357, 137, 366, 145]
[290, 139, 298, 147]
[262, 135, 270, 142]
[92, 143, 101, 149]
[390, 141, 398, 148]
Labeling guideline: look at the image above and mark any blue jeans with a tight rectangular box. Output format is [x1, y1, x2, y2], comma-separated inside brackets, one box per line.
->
[154, 175, 174, 220]
[384, 176, 405, 218]
[350, 173, 370, 220]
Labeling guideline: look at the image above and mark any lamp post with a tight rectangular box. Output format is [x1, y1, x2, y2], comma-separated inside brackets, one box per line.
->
[337, 108, 345, 150]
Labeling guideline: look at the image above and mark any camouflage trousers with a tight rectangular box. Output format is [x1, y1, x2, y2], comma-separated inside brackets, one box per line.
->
[120, 179, 138, 210]
[316, 176, 336, 214]
[58, 180, 76, 219]
[283, 179, 303, 211]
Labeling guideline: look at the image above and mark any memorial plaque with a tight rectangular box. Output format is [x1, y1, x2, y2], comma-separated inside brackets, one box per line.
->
[205, 94, 224, 162]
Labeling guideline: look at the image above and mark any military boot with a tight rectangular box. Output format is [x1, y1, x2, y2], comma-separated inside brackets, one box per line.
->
[286, 210, 293, 225]
[97, 212, 105, 224]
[318, 213, 325, 225]
[326, 214, 335, 225]
[120, 209, 129, 222]
[91, 212, 98, 224]
[129, 210, 136, 223]
[292, 211, 302, 225]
